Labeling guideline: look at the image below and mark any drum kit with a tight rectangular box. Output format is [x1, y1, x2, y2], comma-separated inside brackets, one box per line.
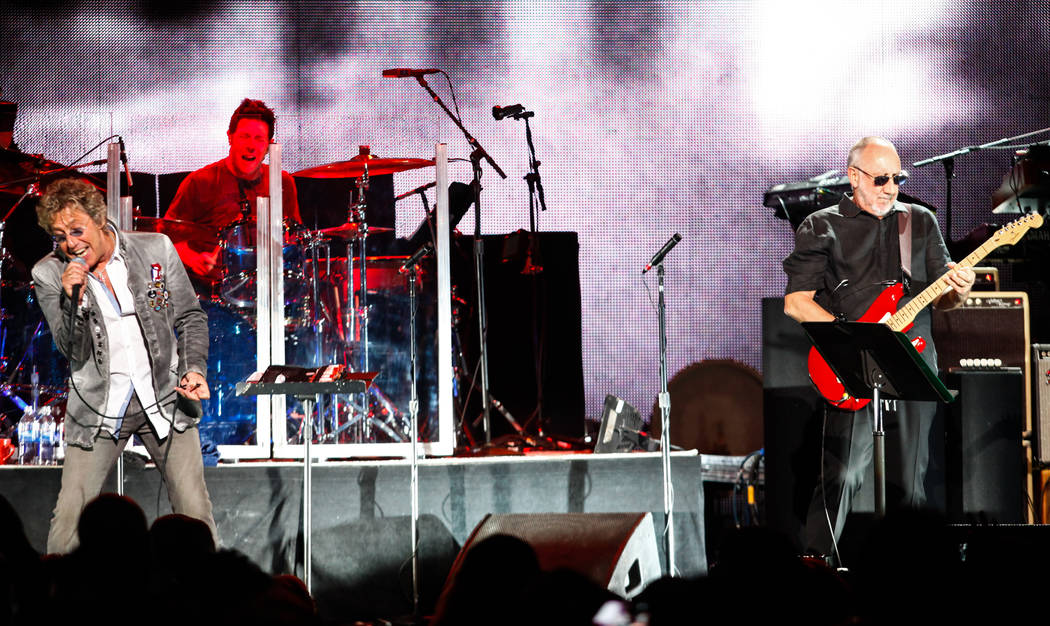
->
[0, 77, 531, 456]
[127, 150, 440, 447]
[0, 139, 446, 450]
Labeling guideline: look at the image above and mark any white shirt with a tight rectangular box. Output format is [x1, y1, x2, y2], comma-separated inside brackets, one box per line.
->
[88, 227, 174, 439]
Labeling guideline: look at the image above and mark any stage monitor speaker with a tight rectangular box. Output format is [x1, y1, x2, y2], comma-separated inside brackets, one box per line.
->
[1034, 345, 1050, 463]
[594, 395, 645, 453]
[444, 512, 661, 599]
[944, 371, 1027, 524]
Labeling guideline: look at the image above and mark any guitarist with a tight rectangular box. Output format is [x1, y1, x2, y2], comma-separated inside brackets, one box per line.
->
[782, 136, 975, 562]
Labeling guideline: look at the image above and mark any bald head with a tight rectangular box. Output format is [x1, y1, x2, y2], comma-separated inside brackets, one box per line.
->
[846, 136, 902, 218]
[847, 136, 898, 169]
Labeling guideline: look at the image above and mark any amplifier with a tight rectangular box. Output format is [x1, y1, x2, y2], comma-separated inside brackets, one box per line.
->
[1035, 345, 1050, 463]
[932, 292, 1030, 425]
[932, 292, 1033, 522]
[970, 266, 1000, 291]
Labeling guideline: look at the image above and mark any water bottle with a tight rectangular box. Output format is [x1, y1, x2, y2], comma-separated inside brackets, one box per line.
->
[55, 417, 65, 463]
[38, 407, 56, 465]
[17, 408, 38, 465]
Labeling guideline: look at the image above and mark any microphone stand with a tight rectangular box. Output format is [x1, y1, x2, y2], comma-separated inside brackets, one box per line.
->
[513, 109, 546, 259]
[912, 126, 1050, 241]
[411, 74, 507, 444]
[507, 109, 550, 436]
[656, 262, 675, 577]
[405, 257, 423, 619]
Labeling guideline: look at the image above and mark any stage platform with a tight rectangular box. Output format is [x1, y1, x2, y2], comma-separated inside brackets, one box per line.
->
[1, 450, 709, 620]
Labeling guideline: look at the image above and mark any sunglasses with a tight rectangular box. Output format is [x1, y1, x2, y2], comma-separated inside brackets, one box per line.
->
[852, 166, 908, 187]
[51, 228, 86, 245]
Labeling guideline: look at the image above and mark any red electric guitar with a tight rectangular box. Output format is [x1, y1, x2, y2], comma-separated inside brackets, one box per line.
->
[808, 212, 1044, 410]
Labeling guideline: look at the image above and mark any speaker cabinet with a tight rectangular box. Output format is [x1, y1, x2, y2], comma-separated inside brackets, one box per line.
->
[444, 512, 660, 599]
[453, 233, 586, 440]
[943, 371, 1027, 524]
[1034, 344, 1050, 463]
[762, 297, 826, 549]
[1035, 345, 1050, 523]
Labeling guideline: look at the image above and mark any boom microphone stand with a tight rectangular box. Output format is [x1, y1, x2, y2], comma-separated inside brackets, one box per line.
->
[494, 104, 550, 435]
[409, 73, 507, 443]
[912, 126, 1050, 241]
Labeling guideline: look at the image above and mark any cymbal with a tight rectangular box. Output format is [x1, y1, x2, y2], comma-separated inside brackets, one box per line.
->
[0, 148, 105, 194]
[317, 223, 394, 239]
[134, 216, 219, 245]
[294, 157, 434, 179]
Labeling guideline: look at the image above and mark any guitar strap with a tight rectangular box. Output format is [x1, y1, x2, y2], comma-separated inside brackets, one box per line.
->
[898, 204, 912, 289]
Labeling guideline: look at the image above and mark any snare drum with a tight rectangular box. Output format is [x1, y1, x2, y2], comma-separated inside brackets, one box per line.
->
[219, 218, 307, 310]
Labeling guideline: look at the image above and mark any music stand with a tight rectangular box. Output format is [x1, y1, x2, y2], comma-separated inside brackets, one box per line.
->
[802, 321, 955, 516]
[237, 369, 374, 592]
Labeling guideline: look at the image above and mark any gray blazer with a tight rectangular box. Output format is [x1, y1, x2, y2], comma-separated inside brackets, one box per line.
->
[31, 227, 209, 449]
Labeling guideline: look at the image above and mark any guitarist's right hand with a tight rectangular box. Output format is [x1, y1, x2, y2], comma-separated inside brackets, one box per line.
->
[784, 290, 836, 323]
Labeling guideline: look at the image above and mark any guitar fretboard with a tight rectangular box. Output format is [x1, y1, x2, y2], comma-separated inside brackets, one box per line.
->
[887, 232, 1014, 332]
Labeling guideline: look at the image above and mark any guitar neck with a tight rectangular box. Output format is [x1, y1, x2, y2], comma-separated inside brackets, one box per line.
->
[886, 243, 991, 332]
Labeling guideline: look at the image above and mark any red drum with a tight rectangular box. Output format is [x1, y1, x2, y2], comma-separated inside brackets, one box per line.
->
[304, 255, 418, 295]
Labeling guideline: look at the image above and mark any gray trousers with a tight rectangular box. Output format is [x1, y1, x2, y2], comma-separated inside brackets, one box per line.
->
[46, 394, 217, 554]
[804, 398, 935, 557]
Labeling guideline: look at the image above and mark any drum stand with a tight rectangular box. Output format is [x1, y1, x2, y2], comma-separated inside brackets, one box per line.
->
[307, 163, 409, 446]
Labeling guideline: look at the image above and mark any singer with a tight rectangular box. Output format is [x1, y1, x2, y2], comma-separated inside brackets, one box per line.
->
[31, 177, 216, 554]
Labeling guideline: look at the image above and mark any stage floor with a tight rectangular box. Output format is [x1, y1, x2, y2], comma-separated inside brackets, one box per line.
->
[1, 450, 709, 620]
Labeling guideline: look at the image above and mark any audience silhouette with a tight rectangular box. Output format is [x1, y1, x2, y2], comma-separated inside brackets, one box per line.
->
[0, 495, 1046, 625]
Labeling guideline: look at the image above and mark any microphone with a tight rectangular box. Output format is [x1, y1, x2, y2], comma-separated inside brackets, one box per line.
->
[642, 233, 682, 274]
[381, 68, 441, 78]
[67, 257, 88, 349]
[118, 136, 133, 191]
[400, 243, 433, 273]
[394, 181, 437, 203]
[492, 104, 526, 121]
[69, 256, 88, 304]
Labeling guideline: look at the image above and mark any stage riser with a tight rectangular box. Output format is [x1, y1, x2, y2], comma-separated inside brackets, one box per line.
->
[0, 453, 706, 620]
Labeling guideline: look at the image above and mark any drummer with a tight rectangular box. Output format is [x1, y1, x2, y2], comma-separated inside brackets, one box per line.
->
[166, 98, 301, 280]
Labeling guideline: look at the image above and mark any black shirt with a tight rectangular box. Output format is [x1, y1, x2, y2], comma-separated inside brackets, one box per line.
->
[783, 196, 952, 359]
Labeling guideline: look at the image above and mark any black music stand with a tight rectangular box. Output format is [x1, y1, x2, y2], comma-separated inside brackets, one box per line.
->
[237, 370, 373, 592]
[801, 321, 955, 516]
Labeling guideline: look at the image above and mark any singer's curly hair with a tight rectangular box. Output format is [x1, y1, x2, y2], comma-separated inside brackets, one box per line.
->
[35, 177, 107, 233]
[228, 98, 276, 139]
